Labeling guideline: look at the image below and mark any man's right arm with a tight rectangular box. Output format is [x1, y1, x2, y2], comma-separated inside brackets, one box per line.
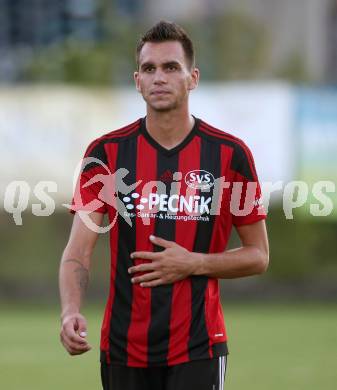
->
[59, 211, 103, 356]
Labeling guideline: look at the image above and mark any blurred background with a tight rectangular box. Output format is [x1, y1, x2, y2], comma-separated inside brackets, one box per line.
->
[0, 1, 336, 389]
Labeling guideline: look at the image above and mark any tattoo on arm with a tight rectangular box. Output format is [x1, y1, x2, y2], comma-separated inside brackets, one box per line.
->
[64, 259, 89, 297]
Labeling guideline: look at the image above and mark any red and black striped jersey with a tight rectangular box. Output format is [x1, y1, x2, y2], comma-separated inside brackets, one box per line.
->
[71, 117, 266, 367]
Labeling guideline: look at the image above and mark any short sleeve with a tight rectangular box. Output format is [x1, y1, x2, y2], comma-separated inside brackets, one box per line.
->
[230, 143, 266, 226]
[69, 140, 108, 214]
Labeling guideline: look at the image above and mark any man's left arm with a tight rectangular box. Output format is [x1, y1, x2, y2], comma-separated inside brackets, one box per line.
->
[192, 219, 269, 279]
[129, 219, 269, 287]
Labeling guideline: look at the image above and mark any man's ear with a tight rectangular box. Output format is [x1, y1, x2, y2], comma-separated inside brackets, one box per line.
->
[188, 68, 200, 91]
[134, 71, 141, 92]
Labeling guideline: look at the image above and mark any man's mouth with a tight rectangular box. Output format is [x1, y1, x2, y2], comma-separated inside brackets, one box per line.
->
[151, 90, 171, 95]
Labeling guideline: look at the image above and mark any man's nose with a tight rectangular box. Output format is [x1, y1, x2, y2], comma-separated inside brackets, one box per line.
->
[153, 69, 167, 83]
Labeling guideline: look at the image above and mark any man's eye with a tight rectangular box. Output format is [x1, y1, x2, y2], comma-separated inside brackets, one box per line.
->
[145, 67, 155, 72]
[167, 65, 177, 71]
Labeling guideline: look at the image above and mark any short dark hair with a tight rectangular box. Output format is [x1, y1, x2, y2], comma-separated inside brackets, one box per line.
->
[136, 20, 195, 69]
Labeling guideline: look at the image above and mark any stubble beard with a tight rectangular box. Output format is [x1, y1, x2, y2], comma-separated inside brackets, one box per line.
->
[144, 91, 188, 113]
[150, 101, 179, 113]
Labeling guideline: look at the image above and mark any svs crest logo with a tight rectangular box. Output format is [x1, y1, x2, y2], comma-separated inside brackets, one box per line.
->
[185, 170, 215, 190]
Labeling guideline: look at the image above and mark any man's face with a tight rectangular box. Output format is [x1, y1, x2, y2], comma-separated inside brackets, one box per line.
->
[134, 41, 199, 112]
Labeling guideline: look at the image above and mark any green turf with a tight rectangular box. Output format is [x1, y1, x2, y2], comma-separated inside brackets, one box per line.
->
[0, 303, 336, 390]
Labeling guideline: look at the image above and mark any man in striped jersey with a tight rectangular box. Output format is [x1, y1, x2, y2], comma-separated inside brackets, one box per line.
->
[59, 20, 269, 390]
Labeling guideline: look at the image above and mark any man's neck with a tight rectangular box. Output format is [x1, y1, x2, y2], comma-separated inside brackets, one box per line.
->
[145, 108, 195, 150]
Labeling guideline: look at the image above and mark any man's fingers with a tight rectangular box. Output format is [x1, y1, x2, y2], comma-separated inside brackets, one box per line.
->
[66, 344, 91, 356]
[65, 340, 91, 354]
[61, 328, 90, 347]
[60, 314, 92, 356]
[131, 271, 160, 284]
[61, 332, 91, 353]
[76, 317, 88, 338]
[130, 236, 176, 261]
[128, 262, 156, 274]
[130, 251, 159, 261]
[62, 321, 87, 345]
[140, 278, 164, 288]
[63, 322, 88, 344]
[69, 333, 88, 344]
[149, 235, 175, 248]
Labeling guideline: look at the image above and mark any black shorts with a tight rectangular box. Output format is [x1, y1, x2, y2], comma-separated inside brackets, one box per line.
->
[101, 356, 228, 390]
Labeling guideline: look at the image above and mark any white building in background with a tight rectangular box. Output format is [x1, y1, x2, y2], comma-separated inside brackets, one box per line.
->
[0, 83, 294, 204]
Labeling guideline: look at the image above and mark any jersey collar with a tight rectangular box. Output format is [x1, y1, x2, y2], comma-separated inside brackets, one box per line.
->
[139, 115, 199, 156]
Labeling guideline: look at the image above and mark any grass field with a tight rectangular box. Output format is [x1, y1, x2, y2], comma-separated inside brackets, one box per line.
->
[0, 302, 336, 390]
